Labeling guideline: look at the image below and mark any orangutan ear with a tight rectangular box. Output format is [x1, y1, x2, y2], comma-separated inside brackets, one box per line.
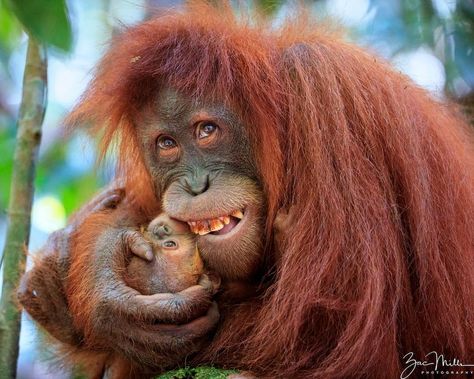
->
[273, 206, 294, 261]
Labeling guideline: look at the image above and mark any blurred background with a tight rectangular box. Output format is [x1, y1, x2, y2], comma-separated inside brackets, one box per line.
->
[0, 0, 473, 377]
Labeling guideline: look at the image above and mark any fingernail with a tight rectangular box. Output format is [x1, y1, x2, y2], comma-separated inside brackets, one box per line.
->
[145, 250, 154, 261]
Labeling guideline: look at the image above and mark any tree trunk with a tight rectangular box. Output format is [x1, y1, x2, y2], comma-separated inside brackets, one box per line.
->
[0, 38, 47, 378]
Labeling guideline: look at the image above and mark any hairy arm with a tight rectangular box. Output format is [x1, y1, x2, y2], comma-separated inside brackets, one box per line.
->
[18, 186, 124, 346]
[66, 213, 219, 367]
[19, 186, 220, 371]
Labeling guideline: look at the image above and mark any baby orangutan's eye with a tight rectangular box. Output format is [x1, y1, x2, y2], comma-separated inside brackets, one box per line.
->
[162, 240, 178, 249]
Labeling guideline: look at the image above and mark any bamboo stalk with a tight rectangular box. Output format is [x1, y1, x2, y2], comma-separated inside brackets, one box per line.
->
[0, 38, 47, 378]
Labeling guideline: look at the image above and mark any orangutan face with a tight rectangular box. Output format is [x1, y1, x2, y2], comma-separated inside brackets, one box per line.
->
[135, 88, 264, 280]
[125, 213, 203, 295]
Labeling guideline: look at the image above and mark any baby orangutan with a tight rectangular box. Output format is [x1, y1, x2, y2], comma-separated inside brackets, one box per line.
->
[124, 213, 204, 295]
[89, 213, 219, 379]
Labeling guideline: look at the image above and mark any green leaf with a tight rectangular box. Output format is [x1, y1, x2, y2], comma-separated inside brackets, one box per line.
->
[5, 0, 72, 51]
[157, 366, 238, 379]
[0, 1, 21, 51]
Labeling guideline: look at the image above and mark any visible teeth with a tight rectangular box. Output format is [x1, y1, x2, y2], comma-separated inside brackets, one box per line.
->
[187, 211, 243, 235]
[187, 221, 198, 234]
[188, 224, 196, 234]
[209, 219, 225, 232]
[197, 220, 211, 235]
[220, 216, 230, 225]
[231, 210, 244, 219]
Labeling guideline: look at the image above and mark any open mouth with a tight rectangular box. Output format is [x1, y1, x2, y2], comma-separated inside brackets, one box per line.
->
[187, 209, 244, 236]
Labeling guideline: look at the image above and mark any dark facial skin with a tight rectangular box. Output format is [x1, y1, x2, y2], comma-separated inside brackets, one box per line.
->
[125, 213, 204, 295]
[135, 88, 265, 281]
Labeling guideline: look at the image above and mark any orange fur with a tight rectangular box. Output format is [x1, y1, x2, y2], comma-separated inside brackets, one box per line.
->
[63, 2, 474, 378]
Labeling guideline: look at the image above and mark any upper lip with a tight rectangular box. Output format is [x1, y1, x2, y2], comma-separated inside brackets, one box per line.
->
[187, 209, 244, 235]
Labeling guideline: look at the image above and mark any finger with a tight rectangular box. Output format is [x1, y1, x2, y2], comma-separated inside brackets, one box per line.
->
[98, 280, 212, 324]
[134, 283, 213, 323]
[105, 302, 219, 348]
[204, 272, 221, 294]
[18, 270, 82, 345]
[163, 301, 220, 338]
[104, 331, 186, 370]
[199, 273, 222, 295]
[91, 186, 125, 208]
[92, 188, 125, 212]
[17, 271, 43, 318]
[69, 187, 125, 225]
[198, 273, 214, 293]
[94, 304, 219, 370]
[122, 230, 153, 261]
[19, 267, 63, 319]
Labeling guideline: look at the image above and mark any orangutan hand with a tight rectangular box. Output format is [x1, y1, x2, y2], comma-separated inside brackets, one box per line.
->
[78, 226, 221, 367]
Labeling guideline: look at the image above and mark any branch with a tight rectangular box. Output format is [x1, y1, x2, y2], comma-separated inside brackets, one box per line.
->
[0, 37, 47, 377]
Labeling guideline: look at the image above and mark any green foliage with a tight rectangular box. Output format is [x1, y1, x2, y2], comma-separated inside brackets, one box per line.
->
[34, 138, 102, 216]
[451, 2, 474, 91]
[1, 127, 102, 218]
[4, 0, 72, 51]
[59, 172, 102, 216]
[157, 366, 238, 379]
[401, 0, 437, 46]
[0, 1, 21, 53]
[254, 0, 283, 15]
[397, 0, 474, 96]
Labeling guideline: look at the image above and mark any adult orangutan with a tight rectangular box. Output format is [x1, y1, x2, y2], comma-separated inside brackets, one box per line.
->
[18, 2, 474, 378]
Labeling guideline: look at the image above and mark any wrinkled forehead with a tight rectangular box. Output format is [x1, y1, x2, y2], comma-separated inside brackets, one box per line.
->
[146, 87, 241, 126]
[155, 87, 191, 119]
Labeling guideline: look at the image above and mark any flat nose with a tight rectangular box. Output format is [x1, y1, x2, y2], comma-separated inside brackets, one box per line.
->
[155, 224, 171, 239]
[183, 173, 210, 196]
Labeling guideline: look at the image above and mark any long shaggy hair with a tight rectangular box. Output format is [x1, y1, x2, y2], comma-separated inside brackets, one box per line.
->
[68, 2, 474, 378]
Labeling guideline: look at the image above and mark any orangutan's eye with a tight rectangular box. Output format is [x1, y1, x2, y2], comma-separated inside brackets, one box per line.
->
[157, 135, 177, 150]
[197, 123, 218, 140]
[162, 240, 177, 249]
